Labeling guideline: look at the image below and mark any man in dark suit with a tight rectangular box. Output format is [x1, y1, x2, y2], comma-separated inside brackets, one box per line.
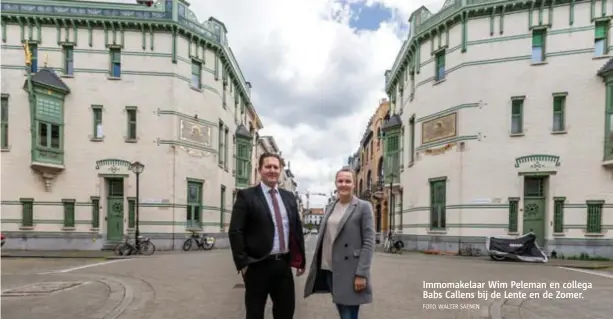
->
[229, 152, 306, 319]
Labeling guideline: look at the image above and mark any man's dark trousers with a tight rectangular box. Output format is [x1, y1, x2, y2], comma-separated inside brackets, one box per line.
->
[243, 254, 294, 319]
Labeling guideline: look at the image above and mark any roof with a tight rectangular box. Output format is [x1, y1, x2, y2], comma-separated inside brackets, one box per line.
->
[24, 68, 71, 94]
[381, 114, 402, 130]
[235, 124, 252, 138]
[597, 57, 613, 78]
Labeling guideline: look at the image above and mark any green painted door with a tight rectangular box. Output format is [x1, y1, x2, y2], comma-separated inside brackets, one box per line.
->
[106, 178, 125, 242]
[523, 177, 546, 247]
[107, 197, 124, 241]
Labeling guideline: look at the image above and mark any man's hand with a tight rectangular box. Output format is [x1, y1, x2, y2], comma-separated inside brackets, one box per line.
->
[241, 266, 248, 276]
[296, 268, 305, 277]
[354, 276, 366, 292]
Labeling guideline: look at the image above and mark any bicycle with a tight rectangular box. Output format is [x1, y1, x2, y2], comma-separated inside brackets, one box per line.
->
[182, 230, 215, 251]
[115, 234, 156, 256]
[459, 244, 482, 257]
[383, 231, 404, 254]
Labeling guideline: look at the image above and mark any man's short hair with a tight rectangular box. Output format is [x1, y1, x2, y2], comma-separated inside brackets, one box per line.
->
[258, 152, 282, 168]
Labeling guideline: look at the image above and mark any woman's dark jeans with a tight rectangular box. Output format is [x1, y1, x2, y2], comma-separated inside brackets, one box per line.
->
[324, 270, 360, 319]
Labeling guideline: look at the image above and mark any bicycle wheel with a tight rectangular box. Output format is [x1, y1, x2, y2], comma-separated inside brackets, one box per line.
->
[182, 238, 193, 251]
[115, 243, 129, 256]
[140, 241, 156, 256]
[202, 237, 215, 250]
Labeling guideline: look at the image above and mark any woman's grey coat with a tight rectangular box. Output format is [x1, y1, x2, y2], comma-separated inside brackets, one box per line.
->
[303, 196, 376, 306]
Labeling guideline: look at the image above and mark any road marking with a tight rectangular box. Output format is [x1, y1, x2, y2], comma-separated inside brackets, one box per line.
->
[558, 267, 613, 279]
[38, 259, 130, 275]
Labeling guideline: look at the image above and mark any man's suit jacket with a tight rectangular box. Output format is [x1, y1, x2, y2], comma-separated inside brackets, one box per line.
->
[228, 184, 306, 272]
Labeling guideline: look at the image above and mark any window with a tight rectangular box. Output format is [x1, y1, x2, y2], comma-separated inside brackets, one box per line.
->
[109, 48, 121, 78]
[128, 198, 136, 228]
[35, 98, 62, 153]
[508, 198, 519, 233]
[552, 94, 566, 132]
[126, 107, 137, 140]
[218, 121, 224, 166]
[62, 199, 75, 228]
[595, 21, 609, 56]
[220, 185, 226, 230]
[21, 198, 34, 227]
[532, 29, 546, 63]
[224, 127, 229, 170]
[511, 97, 524, 134]
[28, 43, 38, 72]
[586, 201, 603, 233]
[63, 46, 74, 76]
[434, 51, 445, 81]
[1, 95, 8, 149]
[191, 60, 201, 89]
[92, 106, 103, 139]
[236, 141, 251, 186]
[553, 198, 564, 233]
[91, 197, 100, 229]
[410, 72, 415, 98]
[429, 178, 446, 230]
[607, 85, 613, 161]
[409, 116, 415, 164]
[186, 180, 203, 228]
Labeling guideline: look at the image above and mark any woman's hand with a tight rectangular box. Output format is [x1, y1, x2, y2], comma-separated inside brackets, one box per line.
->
[354, 276, 366, 292]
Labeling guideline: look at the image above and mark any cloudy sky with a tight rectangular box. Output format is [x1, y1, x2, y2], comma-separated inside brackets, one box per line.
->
[117, 0, 445, 207]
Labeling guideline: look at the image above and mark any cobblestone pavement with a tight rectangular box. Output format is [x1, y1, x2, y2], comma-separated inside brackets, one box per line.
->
[2, 235, 612, 319]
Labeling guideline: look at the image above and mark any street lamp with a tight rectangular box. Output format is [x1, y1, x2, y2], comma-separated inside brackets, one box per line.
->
[130, 161, 145, 252]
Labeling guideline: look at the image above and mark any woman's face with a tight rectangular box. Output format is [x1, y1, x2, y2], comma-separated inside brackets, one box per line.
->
[335, 171, 354, 197]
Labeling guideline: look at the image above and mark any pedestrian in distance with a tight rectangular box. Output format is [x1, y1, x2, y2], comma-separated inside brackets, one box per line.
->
[228, 152, 306, 319]
[303, 166, 376, 319]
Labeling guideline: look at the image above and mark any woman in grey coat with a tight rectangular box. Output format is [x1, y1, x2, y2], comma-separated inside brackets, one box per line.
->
[304, 166, 375, 319]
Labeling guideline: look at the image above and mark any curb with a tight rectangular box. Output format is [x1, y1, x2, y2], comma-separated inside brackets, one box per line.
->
[1, 254, 111, 259]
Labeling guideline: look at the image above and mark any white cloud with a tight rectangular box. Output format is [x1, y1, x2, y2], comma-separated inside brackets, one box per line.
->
[115, 0, 445, 207]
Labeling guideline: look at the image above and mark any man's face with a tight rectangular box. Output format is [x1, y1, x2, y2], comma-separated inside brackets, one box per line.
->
[259, 156, 281, 186]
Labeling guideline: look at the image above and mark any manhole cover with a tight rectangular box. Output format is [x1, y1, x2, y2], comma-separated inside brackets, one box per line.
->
[1, 281, 88, 297]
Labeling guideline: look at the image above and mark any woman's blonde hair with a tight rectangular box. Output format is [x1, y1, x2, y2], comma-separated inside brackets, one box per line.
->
[335, 166, 356, 181]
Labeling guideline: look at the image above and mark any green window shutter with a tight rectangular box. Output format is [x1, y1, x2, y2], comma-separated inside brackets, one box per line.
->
[512, 100, 522, 115]
[508, 199, 519, 232]
[532, 31, 543, 46]
[586, 203, 602, 233]
[437, 53, 445, 67]
[111, 50, 121, 63]
[553, 199, 564, 233]
[553, 97, 563, 112]
[20, 199, 34, 227]
[91, 198, 100, 228]
[63, 200, 75, 227]
[595, 22, 607, 39]
[191, 62, 201, 75]
[128, 199, 135, 228]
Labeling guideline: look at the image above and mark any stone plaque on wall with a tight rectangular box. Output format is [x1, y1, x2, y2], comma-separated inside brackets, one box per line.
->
[421, 112, 457, 144]
[179, 119, 212, 146]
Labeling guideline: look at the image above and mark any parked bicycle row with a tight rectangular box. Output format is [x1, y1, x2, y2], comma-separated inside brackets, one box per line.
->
[113, 230, 216, 256]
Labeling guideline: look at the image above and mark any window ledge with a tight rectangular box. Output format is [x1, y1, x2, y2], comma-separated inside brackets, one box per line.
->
[90, 137, 104, 142]
[190, 86, 203, 92]
[433, 78, 446, 86]
[19, 226, 34, 230]
[531, 61, 548, 66]
[60, 75, 74, 78]
[592, 55, 611, 60]
[551, 130, 567, 135]
[107, 76, 121, 80]
[427, 230, 447, 235]
[124, 138, 138, 143]
[509, 133, 525, 137]
[507, 232, 520, 236]
[1, 146, 10, 152]
[408, 161, 415, 168]
[602, 158, 613, 167]
[186, 227, 203, 231]
[62, 227, 76, 231]
[585, 232, 605, 237]
[552, 232, 565, 237]
[90, 228, 100, 232]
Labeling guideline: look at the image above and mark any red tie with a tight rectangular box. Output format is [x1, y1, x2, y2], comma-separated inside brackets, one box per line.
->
[269, 189, 286, 253]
